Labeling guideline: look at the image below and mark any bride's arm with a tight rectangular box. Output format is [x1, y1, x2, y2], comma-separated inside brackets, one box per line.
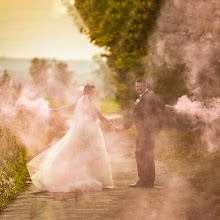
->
[51, 103, 76, 114]
[93, 104, 117, 130]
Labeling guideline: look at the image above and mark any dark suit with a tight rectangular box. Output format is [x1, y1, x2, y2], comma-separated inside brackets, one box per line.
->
[124, 90, 165, 186]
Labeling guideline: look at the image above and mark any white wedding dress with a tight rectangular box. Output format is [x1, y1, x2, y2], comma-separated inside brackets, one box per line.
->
[27, 96, 114, 192]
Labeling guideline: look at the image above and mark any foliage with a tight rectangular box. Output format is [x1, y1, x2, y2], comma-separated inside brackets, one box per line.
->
[53, 60, 73, 86]
[30, 58, 73, 86]
[0, 71, 22, 101]
[29, 58, 78, 103]
[30, 58, 51, 85]
[64, 0, 164, 106]
[95, 99, 121, 114]
[0, 127, 28, 213]
[0, 70, 10, 85]
[92, 55, 116, 99]
[146, 64, 189, 105]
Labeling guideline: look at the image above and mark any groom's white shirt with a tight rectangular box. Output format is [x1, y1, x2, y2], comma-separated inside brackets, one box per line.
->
[121, 88, 148, 130]
[139, 89, 148, 98]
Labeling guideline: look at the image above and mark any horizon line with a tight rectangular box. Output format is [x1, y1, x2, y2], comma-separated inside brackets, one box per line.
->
[0, 56, 94, 62]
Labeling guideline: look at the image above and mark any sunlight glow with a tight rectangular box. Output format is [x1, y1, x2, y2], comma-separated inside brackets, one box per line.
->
[0, 0, 102, 60]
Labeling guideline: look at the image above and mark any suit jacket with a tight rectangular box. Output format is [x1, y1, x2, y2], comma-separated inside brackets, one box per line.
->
[123, 90, 165, 136]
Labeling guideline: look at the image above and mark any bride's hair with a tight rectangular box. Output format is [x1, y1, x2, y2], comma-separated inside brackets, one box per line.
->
[83, 84, 95, 95]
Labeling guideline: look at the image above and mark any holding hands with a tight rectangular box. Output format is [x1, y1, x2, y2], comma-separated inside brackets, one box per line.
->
[165, 104, 173, 110]
[115, 125, 124, 132]
[50, 109, 59, 117]
[165, 104, 175, 113]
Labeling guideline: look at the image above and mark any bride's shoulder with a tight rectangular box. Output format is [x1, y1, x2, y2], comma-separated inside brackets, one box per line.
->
[90, 103, 101, 115]
[90, 102, 98, 110]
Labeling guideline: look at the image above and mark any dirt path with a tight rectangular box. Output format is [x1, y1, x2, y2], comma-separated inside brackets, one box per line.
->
[0, 130, 218, 220]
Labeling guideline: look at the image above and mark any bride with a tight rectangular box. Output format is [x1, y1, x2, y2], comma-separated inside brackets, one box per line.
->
[27, 85, 117, 192]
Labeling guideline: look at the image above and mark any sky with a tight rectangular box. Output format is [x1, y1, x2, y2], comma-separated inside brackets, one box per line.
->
[0, 0, 102, 60]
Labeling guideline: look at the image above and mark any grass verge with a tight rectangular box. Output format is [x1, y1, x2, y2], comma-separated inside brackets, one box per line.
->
[0, 127, 28, 213]
[95, 99, 121, 114]
[155, 128, 220, 202]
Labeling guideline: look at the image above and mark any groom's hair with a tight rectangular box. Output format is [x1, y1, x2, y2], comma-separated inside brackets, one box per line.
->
[83, 84, 95, 95]
[136, 77, 146, 84]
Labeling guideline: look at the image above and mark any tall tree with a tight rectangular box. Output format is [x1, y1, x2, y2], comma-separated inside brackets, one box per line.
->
[29, 58, 51, 85]
[52, 60, 72, 86]
[29, 58, 75, 102]
[63, 0, 164, 106]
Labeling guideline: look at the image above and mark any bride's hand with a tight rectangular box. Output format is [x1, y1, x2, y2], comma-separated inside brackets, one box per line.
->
[50, 109, 59, 115]
[115, 125, 124, 132]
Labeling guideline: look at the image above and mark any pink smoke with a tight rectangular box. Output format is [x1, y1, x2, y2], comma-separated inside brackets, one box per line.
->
[15, 93, 51, 151]
[174, 96, 220, 152]
[0, 66, 80, 156]
[148, 0, 220, 95]
[147, 0, 220, 152]
[0, 83, 51, 154]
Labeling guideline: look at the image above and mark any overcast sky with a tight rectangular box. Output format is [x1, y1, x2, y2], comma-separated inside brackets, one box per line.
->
[0, 0, 102, 60]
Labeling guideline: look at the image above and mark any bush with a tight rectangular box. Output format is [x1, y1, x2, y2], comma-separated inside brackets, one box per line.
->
[0, 127, 28, 213]
[64, 0, 164, 106]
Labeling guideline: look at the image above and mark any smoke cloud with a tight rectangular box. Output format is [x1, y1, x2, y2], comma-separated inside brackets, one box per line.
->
[147, 0, 220, 152]
[148, 0, 220, 96]
[0, 76, 50, 154]
[0, 59, 80, 156]
[174, 96, 220, 152]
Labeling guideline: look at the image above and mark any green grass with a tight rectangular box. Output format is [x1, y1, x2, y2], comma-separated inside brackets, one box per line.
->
[48, 97, 121, 114]
[155, 129, 220, 202]
[0, 127, 28, 213]
[95, 99, 121, 114]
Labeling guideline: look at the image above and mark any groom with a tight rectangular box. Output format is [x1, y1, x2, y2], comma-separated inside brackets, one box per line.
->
[118, 78, 166, 188]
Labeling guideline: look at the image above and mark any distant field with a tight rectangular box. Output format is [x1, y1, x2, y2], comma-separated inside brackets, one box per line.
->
[0, 57, 98, 85]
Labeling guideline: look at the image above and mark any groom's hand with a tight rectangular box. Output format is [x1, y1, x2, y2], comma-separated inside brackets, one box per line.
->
[116, 125, 125, 132]
[165, 105, 175, 112]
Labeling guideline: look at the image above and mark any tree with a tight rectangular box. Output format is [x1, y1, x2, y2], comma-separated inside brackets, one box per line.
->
[52, 60, 72, 86]
[92, 55, 116, 99]
[63, 0, 164, 106]
[29, 58, 51, 85]
[29, 58, 76, 102]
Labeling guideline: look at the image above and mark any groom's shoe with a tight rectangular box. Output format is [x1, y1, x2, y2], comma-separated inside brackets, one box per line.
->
[128, 180, 143, 188]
